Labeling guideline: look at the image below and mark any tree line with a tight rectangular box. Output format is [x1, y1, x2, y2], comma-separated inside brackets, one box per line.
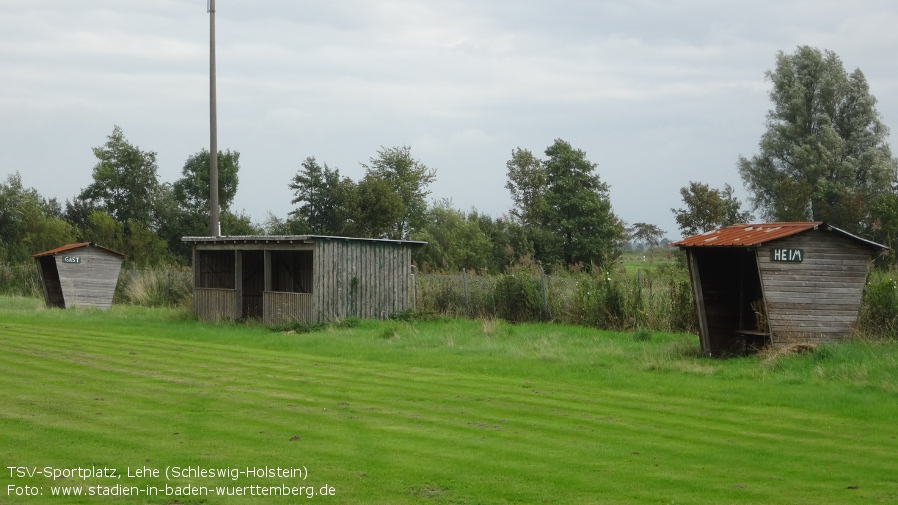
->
[2, 45, 897, 271]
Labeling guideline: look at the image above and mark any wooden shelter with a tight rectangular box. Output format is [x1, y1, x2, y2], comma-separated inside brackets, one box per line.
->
[671, 222, 884, 355]
[32, 242, 126, 309]
[182, 235, 426, 324]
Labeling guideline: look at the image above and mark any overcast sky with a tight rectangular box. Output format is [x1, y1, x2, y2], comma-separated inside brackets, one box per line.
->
[3, 1, 898, 240]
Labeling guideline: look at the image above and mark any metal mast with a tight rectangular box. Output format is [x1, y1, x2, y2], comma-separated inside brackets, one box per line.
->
[208, 0, 220, 236]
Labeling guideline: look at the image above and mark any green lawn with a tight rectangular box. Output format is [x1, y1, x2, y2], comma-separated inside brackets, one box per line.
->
[1, 296, 897, 504]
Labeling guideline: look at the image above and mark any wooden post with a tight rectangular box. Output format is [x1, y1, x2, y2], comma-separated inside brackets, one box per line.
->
[541, 267, 548, 319]
[234, 250, 243, 319]
[462, 268, 469, 315]
[411, 265, 417, 311]
[687, 250, 711, 355]
[263, 250, 272, 292]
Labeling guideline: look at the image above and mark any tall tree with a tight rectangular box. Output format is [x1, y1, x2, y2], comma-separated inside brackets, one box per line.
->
[78, 126, 162, 230]
[738, 46, 897, 234]
[628, 222, 666, 249]
[361, 146, 436, 239]
[0, 172, 75, 262]
[672, 182, 752, 236]
[173, 149, 240, 214]
[289, 156, 350, 235]
[349, 174, 405, 238]
[505, 147, 547, 226]
[545, 139, 624, 266]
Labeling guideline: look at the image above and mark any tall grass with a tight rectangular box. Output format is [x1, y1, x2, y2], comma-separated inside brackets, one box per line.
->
[858, 269, 898, 338]
[116, 267, 192, 307]
[4, 257, 897, 338]
[0, 262, 41, 297]
[416, 262, 696, 332]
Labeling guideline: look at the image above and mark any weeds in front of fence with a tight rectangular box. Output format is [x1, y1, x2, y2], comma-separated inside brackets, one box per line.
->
[414, 261, 696, 333]
[6, 255, 898, 338]
[858, 269, 898, 338]
[0, 262, 41, 298]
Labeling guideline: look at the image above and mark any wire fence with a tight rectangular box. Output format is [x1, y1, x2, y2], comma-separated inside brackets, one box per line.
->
[414, 266, 697, 332]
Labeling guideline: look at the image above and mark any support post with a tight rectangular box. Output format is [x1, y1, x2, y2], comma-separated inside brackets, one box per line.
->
[208, 0, 220, 236]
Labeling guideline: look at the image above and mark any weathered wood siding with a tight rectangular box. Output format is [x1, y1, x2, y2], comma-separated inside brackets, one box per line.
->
[53, 247, 123, 309]
[313, 238, 413, 321]
[757, 230, 874, 344]
[263, 292, 313, 325]
[193, 288, 239, 321]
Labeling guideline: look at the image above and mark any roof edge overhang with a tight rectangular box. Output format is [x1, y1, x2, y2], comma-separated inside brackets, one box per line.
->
[670, 222, 887, 250]
[32, 242, 127, 258]
[181, 234, 427, 247]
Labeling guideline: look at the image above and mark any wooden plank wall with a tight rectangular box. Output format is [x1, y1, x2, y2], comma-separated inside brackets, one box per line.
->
[193, 288, 238, 321]
[55, 247, 123, 309]
[263, 292, 313, 325]
[757, 231, 874, 344]
[313, 239, 413, 322]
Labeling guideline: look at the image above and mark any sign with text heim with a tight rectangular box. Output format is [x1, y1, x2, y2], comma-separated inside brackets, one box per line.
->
[770, 248, 804, 262]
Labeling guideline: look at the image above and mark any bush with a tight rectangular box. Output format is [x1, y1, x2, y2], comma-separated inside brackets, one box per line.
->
[117, 267, 192, 307]
[0, 262, 41, 297]
[859, 275, 898, 338]
[494, 270, 545, 323]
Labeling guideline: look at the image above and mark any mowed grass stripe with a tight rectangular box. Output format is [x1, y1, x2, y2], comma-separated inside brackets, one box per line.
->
[2, 311, 897, 503]
[4, 322, 891, 463]
[5, 322, 888, 460]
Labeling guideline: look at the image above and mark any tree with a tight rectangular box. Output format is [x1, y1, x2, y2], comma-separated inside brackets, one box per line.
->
[411, 201, 493, 272]
[505, 148, 547, 226]
[78, 126, 162, 230]
[738, 46, 897, 235]
[542, 139, 624, 267]
[349, 174, 405, 238]
[504, 140, 623, 268]
[671, 182, 752, 236]
[0, 172, 75, 262]
[172, 149, 240, 214]
[288, 157, 350, 235]
[361, 146, 436, 239]
[628, 222, 666, 249]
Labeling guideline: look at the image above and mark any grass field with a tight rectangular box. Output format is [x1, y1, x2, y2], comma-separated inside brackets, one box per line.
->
[1, 296, 897, 504]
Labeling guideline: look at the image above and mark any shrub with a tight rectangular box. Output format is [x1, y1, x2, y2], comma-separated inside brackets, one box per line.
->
[0, 262, 41, 297]
[117, 267, 192, 307]
[494, 270, 544, 323]
[858, 275, 898, 338]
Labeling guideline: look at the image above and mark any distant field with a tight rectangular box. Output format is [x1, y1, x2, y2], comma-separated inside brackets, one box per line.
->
[619, 248, 677, 276]
[1, 296, 897, 504]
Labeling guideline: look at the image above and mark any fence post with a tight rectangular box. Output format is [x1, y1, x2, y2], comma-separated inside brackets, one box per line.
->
[541, 267, 548, 319]
[462, 268, 469, 316]
[411, 265, 417, 311]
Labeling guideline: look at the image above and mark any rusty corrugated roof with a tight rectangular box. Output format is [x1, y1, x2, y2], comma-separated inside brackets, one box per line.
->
[671, 222, 886, 249]
[32, 242, 126, 258]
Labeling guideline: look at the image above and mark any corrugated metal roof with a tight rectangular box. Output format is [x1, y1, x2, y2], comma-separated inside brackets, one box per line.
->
[670, 222, 886, 249]
[32, 242, 126, 258]
[181, 235, 427, 247]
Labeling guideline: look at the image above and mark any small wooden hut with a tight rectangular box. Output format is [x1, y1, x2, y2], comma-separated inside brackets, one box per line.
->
[671, 222, 885, 355]
[32, 242, 126, 309]
[182, 235, 426, 324]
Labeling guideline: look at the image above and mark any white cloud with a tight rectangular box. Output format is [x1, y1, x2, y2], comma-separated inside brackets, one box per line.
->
[2, 0, 897, 238]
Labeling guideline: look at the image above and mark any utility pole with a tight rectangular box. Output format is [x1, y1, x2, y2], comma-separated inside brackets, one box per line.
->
[208, 0, 220, 236]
